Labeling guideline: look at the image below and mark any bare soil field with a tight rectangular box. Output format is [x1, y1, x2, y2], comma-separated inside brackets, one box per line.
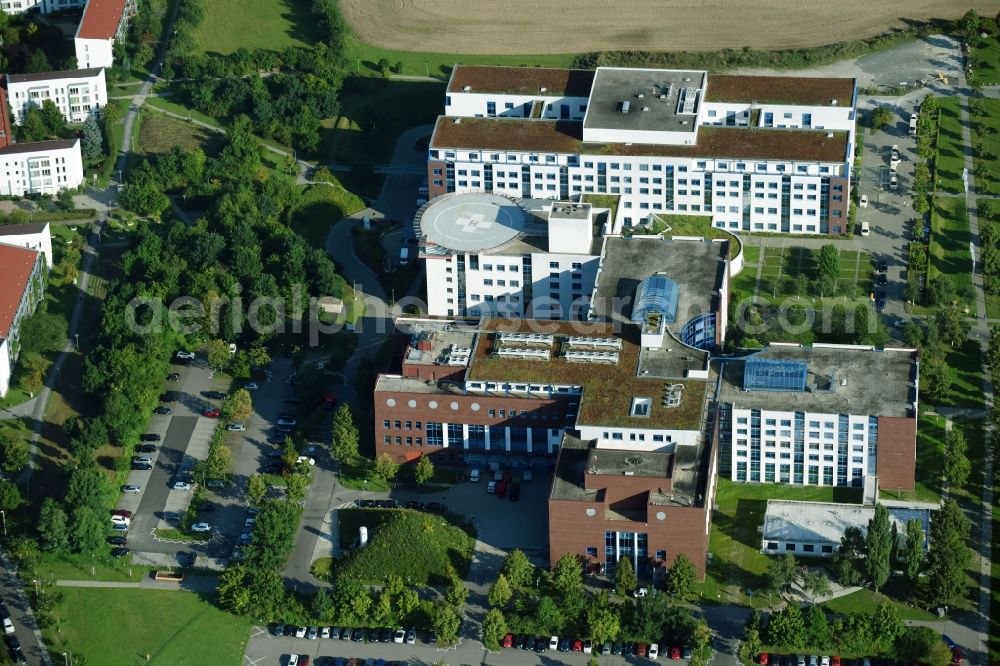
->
[341, 0, 995, 55]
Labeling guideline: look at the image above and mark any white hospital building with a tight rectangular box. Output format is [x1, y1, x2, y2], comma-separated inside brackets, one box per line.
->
[6, 68, 107, 124]
[427, 65, 857, 235]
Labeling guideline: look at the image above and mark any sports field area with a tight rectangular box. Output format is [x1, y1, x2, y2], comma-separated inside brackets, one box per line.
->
[340, 0, 993, 55]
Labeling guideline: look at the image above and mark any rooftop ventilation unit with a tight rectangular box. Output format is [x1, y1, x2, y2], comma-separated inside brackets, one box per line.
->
[565, 350, 620, 364]
[566, 335, 623, 350]
[463, 85, 471, 92]
[637, 93, 645, 99]
[498, 331, 553, 346]
[497, 347, 551, 361]
[643, 107, 650, 113]
[453, 118, 462, 124]
[540, 87, 547, 93]
[830, 99, 838, 105]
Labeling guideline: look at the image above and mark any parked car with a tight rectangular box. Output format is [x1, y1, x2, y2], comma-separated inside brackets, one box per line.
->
[122, 485, 141, 493]
[173, 481, 193, 491]
[296, 456, 316, 466]
[175, 351, 195, 360]
[106, 536, 127, 546]
[351, 628, 364, 642]
[572, 639, 583, 652]
[889, 174, 899, 190]
[111, 547, 130, 558]
[245, 382, 259, 390]
[226, 424, 246, 432]
[469, 468, 480, 482]
[583, 639, 592, 654]
[132, 456, 153, 465]
[859, 194, 868, 208]
[637, 643, 648, 657]
[649, 643, 659, 659]
[203, 409, 221, 418]
[487, 480, 496, 493]
[277, 415, 298, 426]
[140, 433, 161, 442]
[559, 637, 571, 652]
[153, 406, 172, 415]
[110, 515, 129, 525]
[166, 373, 181, 381]
[509, 483, 521, 501]
[204, 391, 227, 400]
[405, 628, 416, 645]
[876, 260, 889, 273]
[191, 522, 212, 532]
[132, 462, 152, 471]
[136, 444, 157, 453]
[405, 501, 424, 510]
[672, 646, 683, 659]
[306, 626, 318, 640]
[496, 479, 507, 498]
[602, 641, 612, 655]
[111, 509, 133, 518]
[890, 144, 901, 170]
[502, 633, 514, 648]
[110, 523, 128, 533]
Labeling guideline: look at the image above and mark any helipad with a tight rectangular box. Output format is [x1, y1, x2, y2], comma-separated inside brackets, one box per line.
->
[416, 193, 527, 253]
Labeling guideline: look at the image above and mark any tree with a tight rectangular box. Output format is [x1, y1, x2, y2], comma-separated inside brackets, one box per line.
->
[19, 107, 47, 142]
[285, 473, 308, 503]
[802, 604, 831, 648]
[248, 474, 267, 506]
[312, 588, 334, 621]
[445, 575, 468, 608]
[0, 434, 29, 473]
[739, 613, 762, 664]
[552, 553, 583, 596]
[431, 604, 461, 644]
[865, 503, 892, 592]
[585, 596, 620, 645]
[688, 620, 714, 666]
[223, 388, 253, 422]
[372, 453, 399, 484]
[69, 506, 105, 554]
[0, 477, 23, 513]
[206, 339, 230, 369]
[218, 566, 252, 615]
[205, 442, 233, 479]
[666, 553, 697, 599]
[39, 99, 66, 136]
[816, 244, 841, 285]
[501, 549, 533, 588]
[802, 569, 831, 600]
[943, 428, 971, 489]
[870, 603, 904, 653]
[481, 608, 507, 650]
[925, 499, 972, 607]
[934, 308, 971, 347]
[331, 403, 359, 462]
[37, 498, 69, 554]
[902, 518, 925, 583]
[871, 106, 893, 131]
[81, 113, 103, 160]
[767, 603, 805, 650]
[766, 552, 799, 597]
[614, 556, 637, 596]
[488, 573, 513, 608]
[25, 49, 51, 74]
[534, 596, 564, 633]
[895, 626, 952, 666]
[412, 454, 434, 486]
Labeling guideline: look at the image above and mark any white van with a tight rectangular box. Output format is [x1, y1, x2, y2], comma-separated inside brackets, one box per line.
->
[860, 221, 870, 236]
[469, 468, 480, 482]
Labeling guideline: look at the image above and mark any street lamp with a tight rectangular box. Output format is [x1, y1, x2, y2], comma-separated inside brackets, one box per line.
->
[0, 510, 6, 537]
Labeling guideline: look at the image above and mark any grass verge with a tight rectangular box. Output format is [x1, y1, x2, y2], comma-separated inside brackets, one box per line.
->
[928, 196, 973, 301]
[820, 588, 936, 621]
[934, 96, 965, 194]
[42, 588, 250, 666]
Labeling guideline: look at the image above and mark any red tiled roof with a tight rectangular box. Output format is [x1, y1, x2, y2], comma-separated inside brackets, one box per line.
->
[77, 0, 128, 40]
[448, 65, 595, 97]
[0, 243, 39, 339]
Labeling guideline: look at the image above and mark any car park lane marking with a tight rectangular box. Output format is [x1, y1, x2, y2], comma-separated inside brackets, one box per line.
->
[248, 626, 267, 640]
[243, 655, 267, 666]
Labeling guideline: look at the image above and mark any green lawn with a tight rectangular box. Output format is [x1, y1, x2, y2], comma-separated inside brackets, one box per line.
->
[43, 588, 249, 666]
[731, 245, 761, 300]
[335, 508, 475, 585]
[934, 96, 966, 194]
[192, 0, 318, 54]
[144, 96, 223, 131]
[33, 553, 156, 582]
[344, 34, 575, 80]
[336, 455, 390, 492]
[136, 110, 224, 157]
[288, 184, 365, 247]
[750, 245, 873, 303]
[820, 589, 936, 621]
[631, 213, 740, 259]
[971, 36, 1000, 86]
[928, 196, 973, 300]
[698, 479, 860, 608]
[970, 98, 1000, 196]
[940, 339, 985, 410]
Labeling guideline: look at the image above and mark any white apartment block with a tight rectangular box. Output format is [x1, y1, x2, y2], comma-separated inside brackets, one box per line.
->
[429, 66, 857, 235]
[0, 139, 84, 196]
[75, 0, 136, 69]
[718, 344, 919, 491]
[0, 221, 53, 269]
[6, 68, 107, 124]
[1, 0, 85, 13]
[0, 242, 45, 397]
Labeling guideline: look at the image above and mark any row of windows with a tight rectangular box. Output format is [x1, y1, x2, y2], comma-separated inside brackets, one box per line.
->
[765, 542, 835, 554]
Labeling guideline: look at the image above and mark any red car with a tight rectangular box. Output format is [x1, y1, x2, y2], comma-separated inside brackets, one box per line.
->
[501, 633, 514, 648]
[952, 648, 964, 665]
[112, 509, 133, 518]
[203, 409, 221, 418]
[672, 647, 683, 660]
[832, 658, 841, 666]
[571, 639, 583, 652]
[495, 479, 507, 497]
[636, 643, 648, 657]
[758, 654, 769, 665]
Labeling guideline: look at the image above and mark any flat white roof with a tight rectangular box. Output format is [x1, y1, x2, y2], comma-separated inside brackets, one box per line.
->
[762, 499, 929, 545]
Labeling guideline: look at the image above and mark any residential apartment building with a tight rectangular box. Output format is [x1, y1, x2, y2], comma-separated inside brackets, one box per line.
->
[75, 0, 136, 69]
[0, 88, 84, 195]
[6, 68, 107, 124]
[429, 65, 857, 235]
[718, 343, 919, 492]
[1, 0, 84, 13]
[0, 242, 46, 397]
[0, 222, 53, 268]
